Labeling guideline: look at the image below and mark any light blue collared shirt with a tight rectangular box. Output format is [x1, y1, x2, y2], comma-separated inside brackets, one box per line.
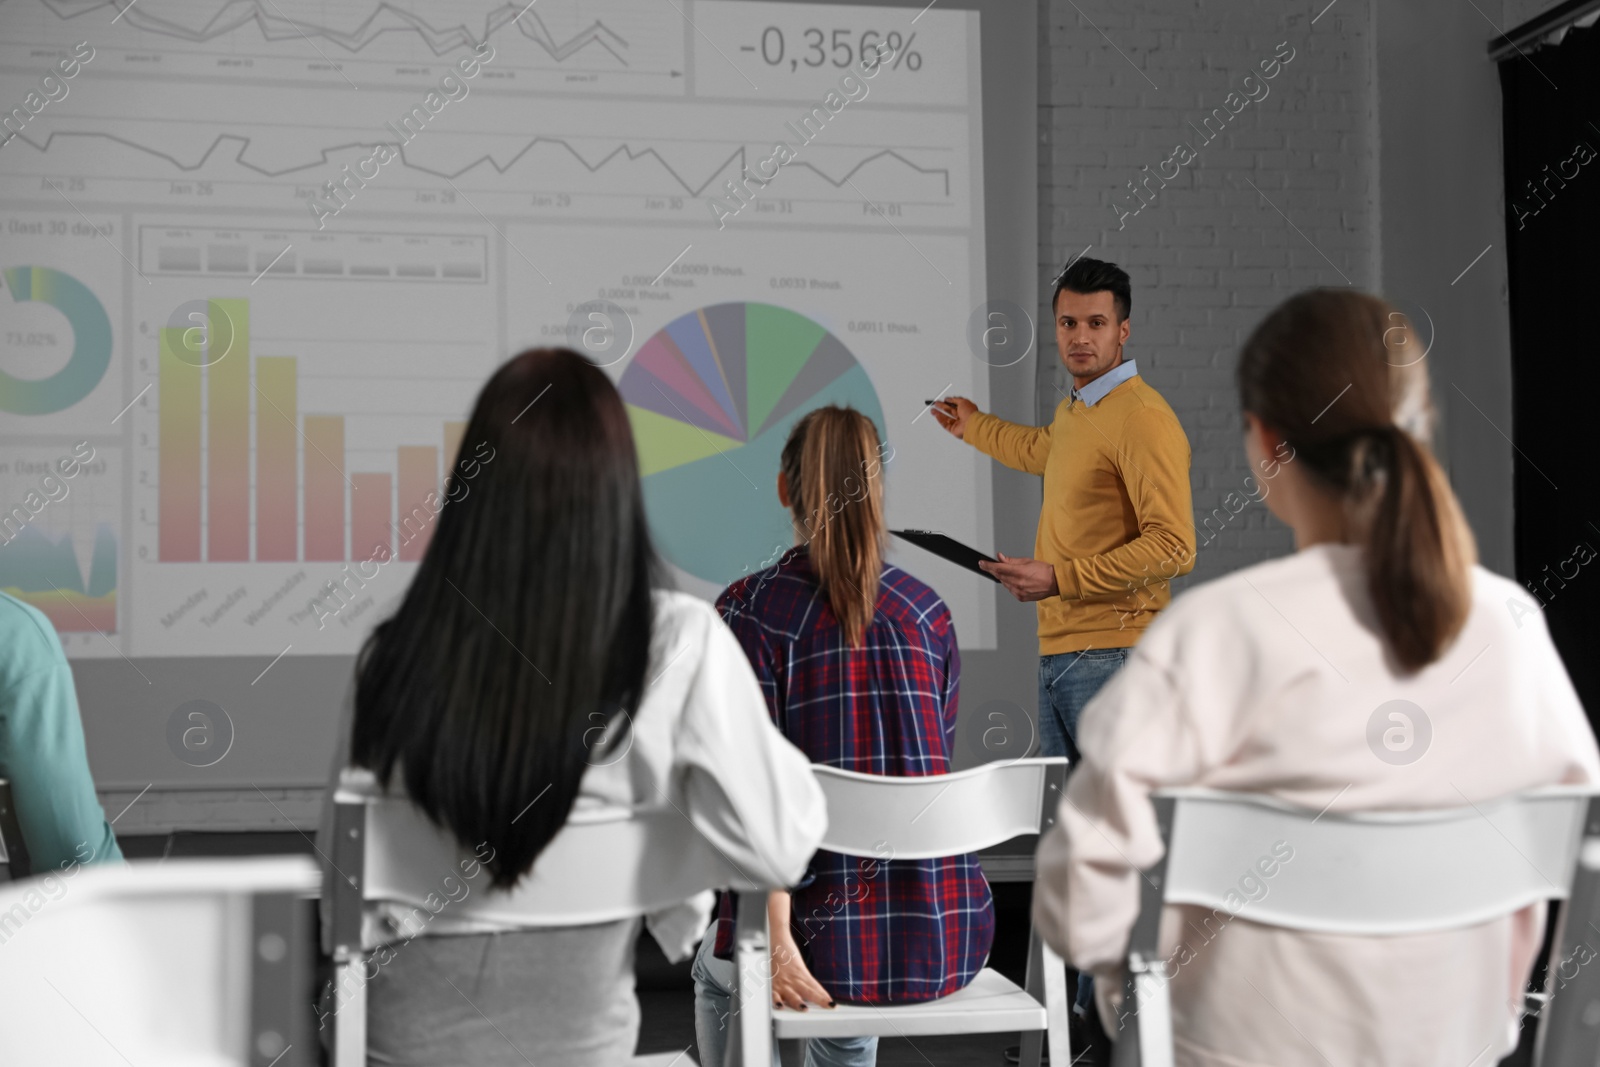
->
[1071, 358, 1139, 407]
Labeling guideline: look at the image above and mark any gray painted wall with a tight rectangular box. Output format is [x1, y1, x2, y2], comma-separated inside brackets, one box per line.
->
[1377, 0, 1516, 577]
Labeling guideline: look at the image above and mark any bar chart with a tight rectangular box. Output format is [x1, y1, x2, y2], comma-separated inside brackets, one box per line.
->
[123, 219, 500, 657]
[155, 298, 466, 568]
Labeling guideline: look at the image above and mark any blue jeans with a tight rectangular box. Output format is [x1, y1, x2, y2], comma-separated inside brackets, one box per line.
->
[691, 933, 878, 1067]
[1037, 648, 1129, 763]
[1037, 646, 1128, 1016]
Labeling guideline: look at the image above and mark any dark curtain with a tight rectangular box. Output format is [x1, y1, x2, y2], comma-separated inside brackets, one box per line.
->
[1500, 27, 1600, 735]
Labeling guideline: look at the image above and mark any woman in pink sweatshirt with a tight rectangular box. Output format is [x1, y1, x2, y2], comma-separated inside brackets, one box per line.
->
[1032, 289, 1600, 1066]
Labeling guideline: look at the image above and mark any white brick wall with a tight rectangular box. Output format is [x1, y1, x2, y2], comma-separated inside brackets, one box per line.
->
[1038, 0, 1379, 585]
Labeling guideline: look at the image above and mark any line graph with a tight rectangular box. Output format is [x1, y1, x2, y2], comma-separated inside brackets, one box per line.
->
[42, 0, 631, 62]
[3, 129, 956, 201]
[0, 0, 992, 659]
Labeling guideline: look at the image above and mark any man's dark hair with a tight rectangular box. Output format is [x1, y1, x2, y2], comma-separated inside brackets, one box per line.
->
[1053, 256, 1132, 322]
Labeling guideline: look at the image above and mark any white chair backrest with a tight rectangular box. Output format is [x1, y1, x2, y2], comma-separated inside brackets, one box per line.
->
[0, 857, 318, 1066]
[329, 769, 774, 1067]
[810, 758, 1068, 860]
[1159, 786, 1595, 935]
[334, 767, 750, 928]
[1115, 787, 1600, 1067]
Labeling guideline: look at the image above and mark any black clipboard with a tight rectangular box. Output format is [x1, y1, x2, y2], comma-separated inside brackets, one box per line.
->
[890, 529, 1001, 582]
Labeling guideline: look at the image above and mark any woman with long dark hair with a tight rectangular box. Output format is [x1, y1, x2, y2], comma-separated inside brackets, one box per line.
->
[691, 406, 994, 1067]
[1031, 291, 1600, 1065]
[322, 348, 825, 1067]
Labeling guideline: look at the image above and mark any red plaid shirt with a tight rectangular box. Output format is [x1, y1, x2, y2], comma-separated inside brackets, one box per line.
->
[710, 547, 994, 1004]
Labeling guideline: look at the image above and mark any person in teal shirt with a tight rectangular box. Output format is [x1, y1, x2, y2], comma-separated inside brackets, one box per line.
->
[0, 590, 121, 871]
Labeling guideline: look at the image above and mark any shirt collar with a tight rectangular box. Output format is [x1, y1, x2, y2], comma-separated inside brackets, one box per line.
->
[1071, 359, 1138, 407]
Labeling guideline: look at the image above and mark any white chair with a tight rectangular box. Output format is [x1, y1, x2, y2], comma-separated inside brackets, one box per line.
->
[1532, 793, 1600, 1066]
[752, 757, 1073, 1067]
[1115, 786, 1600, 1067]
[0, 856, 320, 1067]
[325, 767, 773, 1067]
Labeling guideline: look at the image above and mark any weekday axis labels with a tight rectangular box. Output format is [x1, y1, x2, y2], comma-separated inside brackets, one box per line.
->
[619, 302, 886, 586]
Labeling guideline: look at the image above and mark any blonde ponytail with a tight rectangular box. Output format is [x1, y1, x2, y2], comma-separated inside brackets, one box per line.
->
[780, 407, 887, 646]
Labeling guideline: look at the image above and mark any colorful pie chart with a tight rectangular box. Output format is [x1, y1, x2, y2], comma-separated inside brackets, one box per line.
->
[620, 303, 886, 586]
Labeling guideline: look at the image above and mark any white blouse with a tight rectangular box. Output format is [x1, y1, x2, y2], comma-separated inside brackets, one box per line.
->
[328, 590, 826, 959]
[568, 590, 827, 956]
[1032, 544, 1600, 1067]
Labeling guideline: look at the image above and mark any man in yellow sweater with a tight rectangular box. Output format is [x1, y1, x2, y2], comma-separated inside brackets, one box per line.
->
[933, 257, 1195, 763]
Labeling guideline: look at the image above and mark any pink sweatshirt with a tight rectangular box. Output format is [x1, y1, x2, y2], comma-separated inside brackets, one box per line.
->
[1033, 544, 1600, 1067]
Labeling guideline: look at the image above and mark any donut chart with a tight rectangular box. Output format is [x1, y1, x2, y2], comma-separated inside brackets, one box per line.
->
[620, 303, 886, 586]
[0, 267, 113, 415]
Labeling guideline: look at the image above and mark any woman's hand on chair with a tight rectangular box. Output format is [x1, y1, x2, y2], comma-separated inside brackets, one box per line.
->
[770, 939, 835, 1011]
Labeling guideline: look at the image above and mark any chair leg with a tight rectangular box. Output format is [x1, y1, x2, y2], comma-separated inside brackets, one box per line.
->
[1041, 942, 1074, 1066]
[1135, 964, 1174, 1067]
[329, 957, 367, 1067]
[1019, 928, 1046, 1067]
[729, 890, 773, 1067]
[1111, 953, 1174, 1067]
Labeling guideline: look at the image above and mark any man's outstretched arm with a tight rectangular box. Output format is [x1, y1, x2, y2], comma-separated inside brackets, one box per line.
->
[931, 397, 1052, 476]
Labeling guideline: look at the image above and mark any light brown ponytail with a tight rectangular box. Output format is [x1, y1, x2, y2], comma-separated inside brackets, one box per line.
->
[1237, 290, 1476, 671]
[780, 406, 887, 646]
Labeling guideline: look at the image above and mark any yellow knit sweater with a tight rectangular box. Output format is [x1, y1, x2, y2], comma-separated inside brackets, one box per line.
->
[966, 374, 1195, 654]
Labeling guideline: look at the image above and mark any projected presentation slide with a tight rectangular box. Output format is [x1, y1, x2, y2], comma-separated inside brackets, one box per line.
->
[0, 0, 994, 660]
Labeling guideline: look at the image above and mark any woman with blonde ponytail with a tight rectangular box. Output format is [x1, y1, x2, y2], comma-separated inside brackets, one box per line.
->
[691, 406, 995, 1067]
[782, 402, 888, 645]
[1031, 291, 1600, 1065]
